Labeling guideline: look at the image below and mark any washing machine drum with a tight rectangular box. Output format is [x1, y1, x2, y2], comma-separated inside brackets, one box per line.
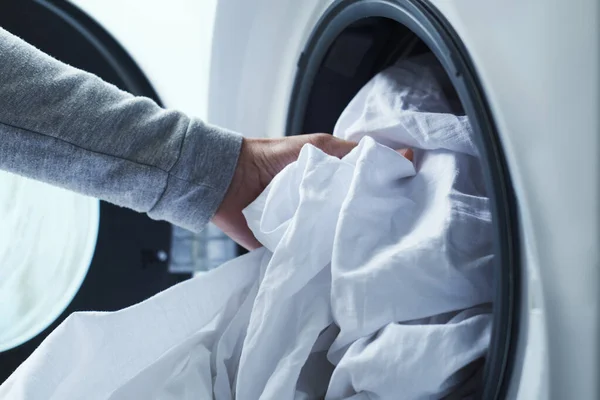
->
[286, 2, 519, 399]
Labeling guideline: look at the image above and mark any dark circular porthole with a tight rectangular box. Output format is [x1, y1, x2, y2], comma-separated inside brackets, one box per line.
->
[286, 1, 520, 398]
[0, 0, 187, 383]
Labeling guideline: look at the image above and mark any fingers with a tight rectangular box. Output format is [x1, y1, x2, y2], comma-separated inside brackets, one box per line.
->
[306, 134, 413, 163]
[325, 137, 359, 159]
[397, 148, 414, 162]
[213, 211, 262, 251]
[304, 134, 358, 159]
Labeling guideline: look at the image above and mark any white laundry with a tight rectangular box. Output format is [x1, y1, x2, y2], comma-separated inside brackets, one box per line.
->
[320, 54, 492, 399]
[0, 54, 493, 400]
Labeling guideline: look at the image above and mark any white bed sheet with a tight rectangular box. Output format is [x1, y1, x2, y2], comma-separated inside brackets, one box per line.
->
[0, 54, 493, 400]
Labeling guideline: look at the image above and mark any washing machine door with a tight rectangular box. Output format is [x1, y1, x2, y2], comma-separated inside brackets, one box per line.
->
[0, 0, 159, 101]
[0, 0, 187, 383]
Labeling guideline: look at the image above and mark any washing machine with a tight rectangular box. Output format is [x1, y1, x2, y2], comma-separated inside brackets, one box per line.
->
[203, 0, 599, 398]
[2, 0, 599, 398]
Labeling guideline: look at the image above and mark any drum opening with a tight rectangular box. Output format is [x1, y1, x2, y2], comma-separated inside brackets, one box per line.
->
[286, 1, 521, 398]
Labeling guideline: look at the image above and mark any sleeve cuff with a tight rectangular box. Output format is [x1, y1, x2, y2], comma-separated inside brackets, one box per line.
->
[147, 119, 243, 232]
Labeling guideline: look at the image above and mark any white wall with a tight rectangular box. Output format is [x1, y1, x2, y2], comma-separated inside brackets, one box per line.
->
[69, 0, 218, 119]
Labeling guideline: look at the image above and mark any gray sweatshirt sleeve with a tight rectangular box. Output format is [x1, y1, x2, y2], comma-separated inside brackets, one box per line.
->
[0, 27, 243, 232]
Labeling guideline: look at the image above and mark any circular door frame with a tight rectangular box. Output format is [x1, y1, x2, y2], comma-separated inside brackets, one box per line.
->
[0, 0, 179, 382]
[37, 0, 161, 102]
[286, 1, 521, 398]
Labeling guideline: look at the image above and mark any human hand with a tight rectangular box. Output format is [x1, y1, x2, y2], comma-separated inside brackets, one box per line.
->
[213, 134, 413, 250]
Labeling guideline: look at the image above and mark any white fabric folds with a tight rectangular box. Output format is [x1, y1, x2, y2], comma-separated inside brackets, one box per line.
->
[0, 54, 493, 400]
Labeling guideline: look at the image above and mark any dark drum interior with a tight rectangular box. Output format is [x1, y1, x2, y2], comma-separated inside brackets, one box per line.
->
[299, 19, 484, 397]
[301, 18, 463, 135]
[286, 3, 520, 399]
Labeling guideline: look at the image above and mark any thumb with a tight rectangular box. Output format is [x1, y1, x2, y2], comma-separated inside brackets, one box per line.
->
[320, 137, 358, 159]
[397, 148, 414, 162]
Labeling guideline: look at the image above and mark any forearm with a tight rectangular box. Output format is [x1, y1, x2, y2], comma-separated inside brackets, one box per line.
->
[0, 27, 242, 231]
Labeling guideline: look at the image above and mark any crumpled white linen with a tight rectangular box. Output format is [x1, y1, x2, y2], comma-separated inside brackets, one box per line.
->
[0, 54, 493, 400]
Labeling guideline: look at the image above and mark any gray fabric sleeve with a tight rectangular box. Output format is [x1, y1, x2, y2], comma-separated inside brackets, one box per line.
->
[0, 27, 243, 232]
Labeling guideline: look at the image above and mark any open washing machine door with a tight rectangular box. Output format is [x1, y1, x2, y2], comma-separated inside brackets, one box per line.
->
[208, 0, 599, 398]
[0, 0, 188, 382]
